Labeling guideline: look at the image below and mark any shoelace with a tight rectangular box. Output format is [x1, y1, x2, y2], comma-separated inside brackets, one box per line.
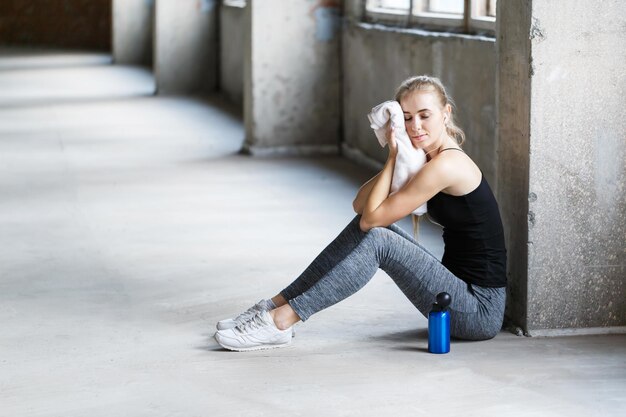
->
[235, 312, 268, 334]
[234, 303, 263, 324]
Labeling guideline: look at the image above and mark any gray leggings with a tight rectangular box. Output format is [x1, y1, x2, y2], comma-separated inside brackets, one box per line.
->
[280, 215, 506, 341]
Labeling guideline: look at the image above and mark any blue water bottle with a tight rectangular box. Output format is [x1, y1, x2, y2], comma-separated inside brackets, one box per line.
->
[428, 292, 451, 354]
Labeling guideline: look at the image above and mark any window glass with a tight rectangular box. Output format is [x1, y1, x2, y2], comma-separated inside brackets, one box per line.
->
[424, 0, 464, 14]
[368, 0, 411, 10]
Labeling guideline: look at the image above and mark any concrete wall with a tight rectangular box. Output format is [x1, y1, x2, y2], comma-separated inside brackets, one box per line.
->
[154, 0, 218, 95]
[497, 0, 626, 334]
[0, 0, 111, 50]
[496, 0, 532, 334]
[219, 2, 245, 106]
[112, 0, 154, 66]
[243, 0, 342, 156]
[342, 22, 498, 187]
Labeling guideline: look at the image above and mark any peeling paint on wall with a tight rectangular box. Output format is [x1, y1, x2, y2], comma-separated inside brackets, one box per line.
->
[310, 1, 342, 42]
[198, 0, 216, 13]
[594, 130, 624, 211]
[530, 17, 546, 43]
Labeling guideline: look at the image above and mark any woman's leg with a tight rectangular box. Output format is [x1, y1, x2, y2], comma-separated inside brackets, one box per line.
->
[282, 224, 505, 341]
[270, 217, 426, 309]
[278, 215, 365, 302]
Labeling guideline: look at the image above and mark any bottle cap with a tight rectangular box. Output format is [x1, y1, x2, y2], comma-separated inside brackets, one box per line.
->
[437, 292, 452, 308]
[431, 292, 452, 312]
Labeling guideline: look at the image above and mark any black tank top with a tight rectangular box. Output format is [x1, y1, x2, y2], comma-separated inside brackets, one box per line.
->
[427, 162, 507, 288]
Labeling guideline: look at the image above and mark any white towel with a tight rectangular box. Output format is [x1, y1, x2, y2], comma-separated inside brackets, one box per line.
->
[367, 100, 427, 216]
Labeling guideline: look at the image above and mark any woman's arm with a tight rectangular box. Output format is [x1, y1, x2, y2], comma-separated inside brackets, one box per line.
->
[352, 126, 399, 214]
[357, 126, 399, 231]
[359, 153, 396, 231]
[360, 159, 454, 232]
[352, 171, 382, 215]
[359, 126, 457, 231]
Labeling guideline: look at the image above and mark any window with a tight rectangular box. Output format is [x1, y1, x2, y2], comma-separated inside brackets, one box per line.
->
[420, 0, 464, 15]
[365, 0, 497, 35]
[222, 0, 246, 7]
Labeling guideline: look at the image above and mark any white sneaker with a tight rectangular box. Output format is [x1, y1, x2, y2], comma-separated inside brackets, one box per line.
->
[216, 299, 274, 331]
[214, 310, 293, 352]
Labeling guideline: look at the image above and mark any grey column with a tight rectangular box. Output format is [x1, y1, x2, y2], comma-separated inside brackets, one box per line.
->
[242, 0, 342, 156]
[112, 0, 155, 66]
[154, 0, 218, 95]
[497, 0, 626, 335]
[219, 2, 246, 107]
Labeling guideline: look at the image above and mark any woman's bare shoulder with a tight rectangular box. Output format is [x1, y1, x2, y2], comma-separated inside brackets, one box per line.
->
[430, 149, 482, 195]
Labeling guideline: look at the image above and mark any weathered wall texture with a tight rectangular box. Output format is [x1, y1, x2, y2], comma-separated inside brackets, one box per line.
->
[243, 0, 342, 155]
[498, 0, 626, 334]
[154, 0, 218, 95]
[496, 0, 532, 333]
[342, 23, 498, 187]
[526, 0, 625, 331]
[219, 2, 245, 106]
[0, 0, 111, 50]
[112, 0, 154, 66]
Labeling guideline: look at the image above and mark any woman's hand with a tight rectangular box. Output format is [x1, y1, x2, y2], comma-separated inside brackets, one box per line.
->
[386, 124, 398, 158]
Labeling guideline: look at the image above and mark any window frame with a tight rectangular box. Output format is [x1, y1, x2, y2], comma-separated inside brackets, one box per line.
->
[364, 0, 496, 35]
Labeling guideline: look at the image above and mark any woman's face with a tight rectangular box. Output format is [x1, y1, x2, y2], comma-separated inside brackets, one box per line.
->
[400, 90, 448, 151]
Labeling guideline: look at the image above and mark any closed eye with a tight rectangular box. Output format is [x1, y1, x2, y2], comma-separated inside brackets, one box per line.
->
[404, 113, 430, 122]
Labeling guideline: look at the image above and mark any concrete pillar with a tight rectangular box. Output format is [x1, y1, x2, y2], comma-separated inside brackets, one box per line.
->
[219, 2, 245, 107]
[242, 0, 342, 156]
[154, 0, 218, 95]
[112, 0, 155, 66]
[497, 0, 626, 335]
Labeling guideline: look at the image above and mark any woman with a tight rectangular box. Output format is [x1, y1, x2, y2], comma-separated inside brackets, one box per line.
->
[214, 75, 507, 352]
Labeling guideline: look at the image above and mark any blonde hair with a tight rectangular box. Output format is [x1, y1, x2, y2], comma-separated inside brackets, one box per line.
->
[394, 74, 465, 146]
[394, 75, 466, 239]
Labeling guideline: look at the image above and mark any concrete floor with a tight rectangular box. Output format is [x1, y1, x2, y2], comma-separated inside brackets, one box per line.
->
[0, 49, 624, 417]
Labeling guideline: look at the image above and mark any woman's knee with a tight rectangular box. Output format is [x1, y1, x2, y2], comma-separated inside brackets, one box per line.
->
[454, 329, 499, 341]
[451, 318, 501, 341]
[365, 226, 394, 240]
